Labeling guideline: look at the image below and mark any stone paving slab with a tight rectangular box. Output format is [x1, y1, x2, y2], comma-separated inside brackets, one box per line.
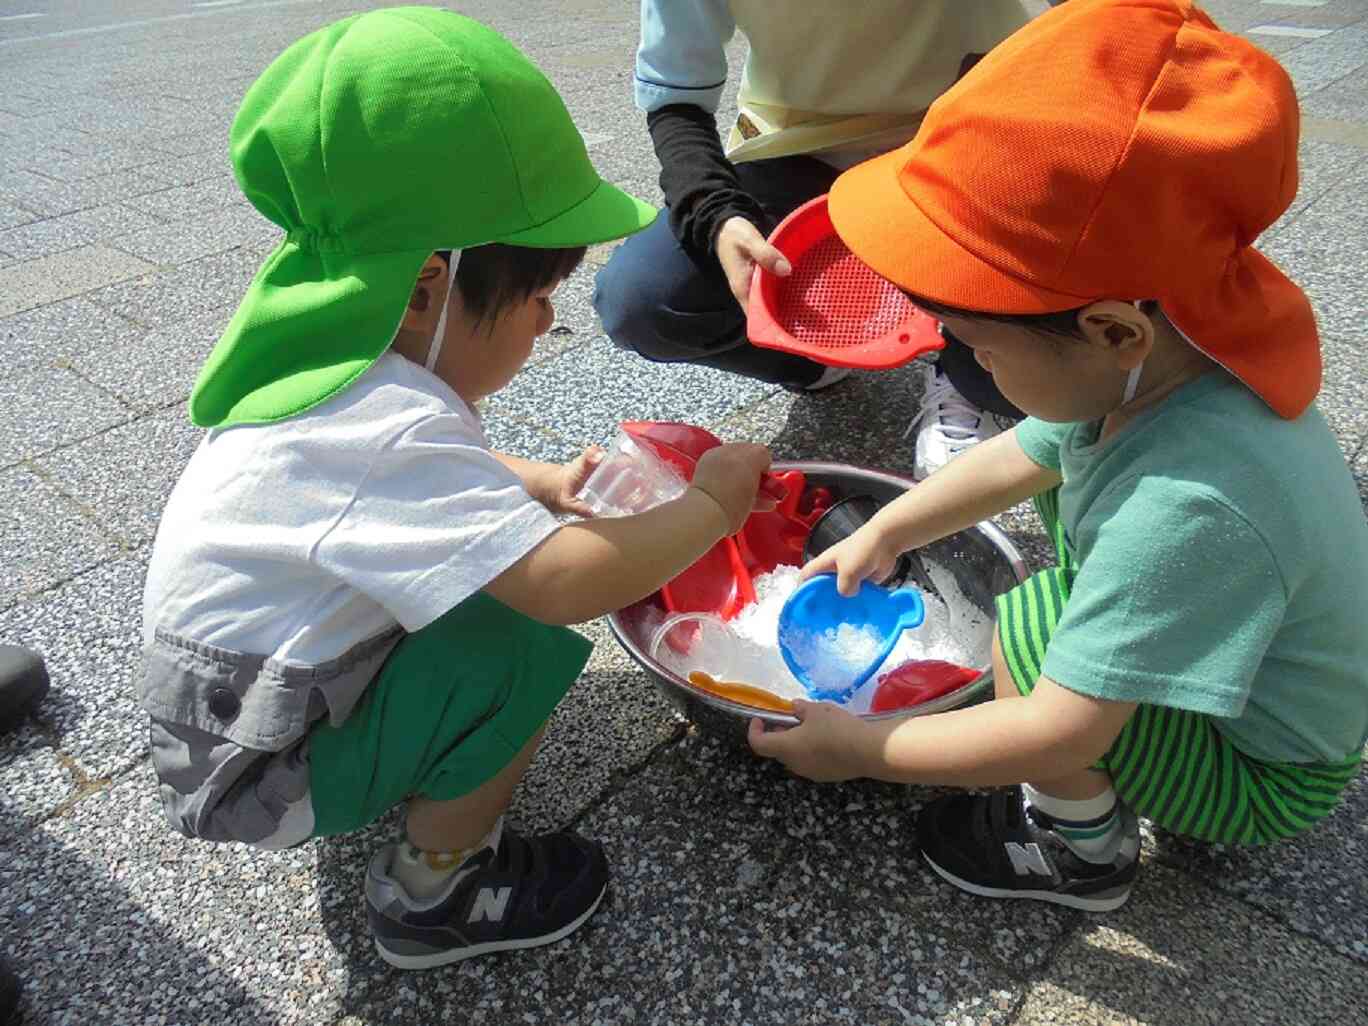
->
[336, 733, 1032, 1026]
[0, 771, 393, 1026]
[0, 295, 143, 379]
[1142, 771, 1368, 964]
[69, 305, 232, 412]
[29, 402, 202, 548]
[0, 203, 165, 264]
[0, 243, 155, 318]
[0, 729, 80, 842]
[84, 242, 268, 328]
[0, 465, 117, 609]
[486, 334, 775, 448]
[1013, 863, 1368, 1026]
[0, 553, 153, 781]
[0, 364, 131, 469]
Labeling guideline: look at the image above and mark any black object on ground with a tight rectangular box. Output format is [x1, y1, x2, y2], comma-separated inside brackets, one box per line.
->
[0, 644, 49, 735]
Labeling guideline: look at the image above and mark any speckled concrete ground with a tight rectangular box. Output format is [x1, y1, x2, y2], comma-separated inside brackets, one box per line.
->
[2, 1, 1366, 1024]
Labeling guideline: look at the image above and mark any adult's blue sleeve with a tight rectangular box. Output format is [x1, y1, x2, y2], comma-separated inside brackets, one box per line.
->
[635, 0, 735, 114]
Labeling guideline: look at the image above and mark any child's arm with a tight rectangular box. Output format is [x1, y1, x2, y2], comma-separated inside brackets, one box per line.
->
[805, 428, 1061, 594]
[749, 630, 1137, 786]
[491, 447, 602, 518]
[483, 442, 771, 625]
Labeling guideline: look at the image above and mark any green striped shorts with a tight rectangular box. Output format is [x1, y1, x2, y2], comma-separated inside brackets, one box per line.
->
[995, 488, 1360, 845]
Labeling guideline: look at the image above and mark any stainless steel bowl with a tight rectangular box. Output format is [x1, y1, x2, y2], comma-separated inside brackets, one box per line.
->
[607, 461, 1029, 747]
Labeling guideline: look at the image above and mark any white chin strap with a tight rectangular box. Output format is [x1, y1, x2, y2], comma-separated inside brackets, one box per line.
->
[1120, 299, 1148, 405]
[1122, 361, 1144, 405]
[425, 248, 462, 372]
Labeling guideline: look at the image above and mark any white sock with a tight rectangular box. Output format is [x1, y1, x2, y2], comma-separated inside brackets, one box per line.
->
[392, 816, 504, 901]
[1022, 782, 1122, 864]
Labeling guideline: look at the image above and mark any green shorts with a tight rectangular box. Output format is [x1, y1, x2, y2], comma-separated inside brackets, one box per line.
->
[307, 592, 592, 837]
[995, 488, 1361, 845]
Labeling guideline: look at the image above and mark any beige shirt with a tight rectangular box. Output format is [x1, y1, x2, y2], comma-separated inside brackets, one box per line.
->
[633, 0, 1034, 164]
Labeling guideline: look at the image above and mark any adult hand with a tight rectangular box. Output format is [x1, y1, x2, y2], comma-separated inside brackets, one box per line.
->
[800, 525, 902, 596]
[746, 700, 869, 782]
[715, 215, 790, 311]
[691, 442, 773, 534]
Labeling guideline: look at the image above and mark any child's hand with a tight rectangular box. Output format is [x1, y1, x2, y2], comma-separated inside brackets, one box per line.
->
[801, 525, 900, 596]
[540, 445, 604, 517]
[691, 443, 773, 534]
[746, 700, 868, 782]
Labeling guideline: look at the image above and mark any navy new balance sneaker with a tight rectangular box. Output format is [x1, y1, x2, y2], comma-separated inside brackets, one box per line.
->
[916, 786, 1139, 912]
[365, 826, 610, 969]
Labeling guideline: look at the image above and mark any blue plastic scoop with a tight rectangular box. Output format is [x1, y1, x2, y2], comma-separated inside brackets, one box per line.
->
[777, 573, 926, 702]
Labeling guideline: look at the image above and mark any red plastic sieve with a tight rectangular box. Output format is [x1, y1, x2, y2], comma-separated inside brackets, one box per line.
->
[746, 194, 943, 370]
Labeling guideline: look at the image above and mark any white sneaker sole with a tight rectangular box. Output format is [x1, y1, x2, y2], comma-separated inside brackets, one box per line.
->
[374, 886, 608, 970]
[922, 852, 1132, 912]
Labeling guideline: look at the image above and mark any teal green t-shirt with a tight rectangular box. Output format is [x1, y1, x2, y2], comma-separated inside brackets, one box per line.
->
[1015, 371, 1368, 764]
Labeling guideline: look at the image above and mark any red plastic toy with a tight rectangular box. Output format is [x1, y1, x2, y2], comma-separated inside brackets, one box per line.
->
[622, 422, 832, 620]
[746, 194, 943, 370]
[870, 659, 980, 712]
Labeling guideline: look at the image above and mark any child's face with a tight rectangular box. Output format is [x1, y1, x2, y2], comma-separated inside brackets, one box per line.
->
[938, 309, 1141, 424]
[439, 281, 559, 402]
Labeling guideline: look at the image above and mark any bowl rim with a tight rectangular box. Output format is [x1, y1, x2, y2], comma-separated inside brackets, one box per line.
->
[606, 460, 1030, 727]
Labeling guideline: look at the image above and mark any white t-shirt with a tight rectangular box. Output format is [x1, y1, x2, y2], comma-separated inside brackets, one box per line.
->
[142, 352, 561, 667]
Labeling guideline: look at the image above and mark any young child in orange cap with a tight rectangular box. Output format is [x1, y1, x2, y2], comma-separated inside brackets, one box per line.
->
[748, 0, 1368, 910]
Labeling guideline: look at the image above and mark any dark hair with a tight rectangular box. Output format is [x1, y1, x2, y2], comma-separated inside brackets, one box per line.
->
[905, 291, 1089, 339]
[435, 244, 586, 325]
[905, 293, 1161, 341]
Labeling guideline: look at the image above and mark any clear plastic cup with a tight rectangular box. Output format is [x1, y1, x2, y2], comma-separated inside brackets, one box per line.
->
[577, 429, 687, 517]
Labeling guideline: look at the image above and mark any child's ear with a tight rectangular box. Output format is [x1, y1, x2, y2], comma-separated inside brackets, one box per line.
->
[1076, 300, 1153, 371]
[400, 254, 451, 333]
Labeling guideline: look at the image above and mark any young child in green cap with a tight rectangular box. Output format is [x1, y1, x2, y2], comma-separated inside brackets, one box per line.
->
[138, 8, 771, 969]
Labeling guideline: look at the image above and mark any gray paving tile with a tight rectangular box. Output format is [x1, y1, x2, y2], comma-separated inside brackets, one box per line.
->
[108, 202, 281, 266]
[486, 334, 773, 450]
[1014, 863, 1368, 1025]
[1302, 69, 1368, 129]
[1268, 138, 1368, 230]
[507, 616, 683, 834]
[0, 466, 117, 609]
[720, 360, 924, 473]
[0, 769, 393, 1026]
[341, 730, 1026, 1026]
[0, 365, 130, 467]
[1277, 18, 1368, 96]
[480, 411, 584, 466]
[1260, 197, 1368, 446]
[0, 202, 165, 262]
[0, 295, 144, 377]
[21, 141, 172, 182]
[0, 554, 152, 779]
[143, 130, 233, 159]
[121, 174, 243, 220]
[31, 404, 203, 548]
[0, 732, 80, 842]
[0, 200, 41, 232]
[0, 243, 157, 318]
[83, 243, 267, 328]
[70, 306, 230, 411]
[0, 164, 187, 218]
[1143, 768, 1368, 964]
[1258, 0, 1368, 31]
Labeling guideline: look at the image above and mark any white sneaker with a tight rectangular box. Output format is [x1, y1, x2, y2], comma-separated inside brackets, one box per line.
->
[907, 361, 1015, 478]
[802, 365, 852, 391]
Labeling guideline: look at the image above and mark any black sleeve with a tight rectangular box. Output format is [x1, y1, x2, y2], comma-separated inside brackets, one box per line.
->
[646, 103, 767, 256]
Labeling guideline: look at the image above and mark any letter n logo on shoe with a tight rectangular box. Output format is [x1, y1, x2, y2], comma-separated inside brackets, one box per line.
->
[469, 885, 513, 924]
[1005, 842, 1050, 877]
